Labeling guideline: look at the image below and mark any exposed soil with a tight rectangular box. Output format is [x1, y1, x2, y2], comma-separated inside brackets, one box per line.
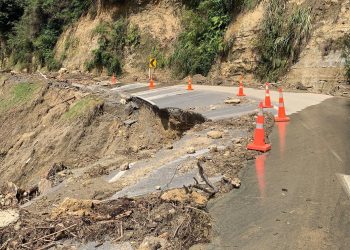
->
[0, 72, 276, 249]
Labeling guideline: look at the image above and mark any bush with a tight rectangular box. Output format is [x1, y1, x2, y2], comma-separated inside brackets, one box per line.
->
[255, 0, 311, 81]
[171, 0, 234, 78]
[4, 0, 92, 70]
[87, 19, 140, 75]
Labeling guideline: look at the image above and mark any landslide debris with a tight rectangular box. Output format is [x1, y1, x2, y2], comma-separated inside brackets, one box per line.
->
[0, 196, 211, 250]
[0, 73, 276, 249]
[0, 73, 202, 191]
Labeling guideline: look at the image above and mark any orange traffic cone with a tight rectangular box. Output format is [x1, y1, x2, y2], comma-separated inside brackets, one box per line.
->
[275, 88, 290, 122]
[247, 102, 271, 152]
[237, 77, 246, 96]
[149, 78, 155, 89]
[187, 76, 193, 91]
[111, 74, 117, 85]
[263, 83, 273, 108]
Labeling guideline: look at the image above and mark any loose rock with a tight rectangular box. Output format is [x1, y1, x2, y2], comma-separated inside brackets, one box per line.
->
[138, 236, 168, 250]
[187, 147, 196, 154]
[0, 209, 19, 228]
[208, 145, 218, 153]
[207, 131, 223, 139]
[231, 178, 241, 188]
[224, 98, 241, 105]
[120, 163, 130, 171]
[38, 178, 53, 195]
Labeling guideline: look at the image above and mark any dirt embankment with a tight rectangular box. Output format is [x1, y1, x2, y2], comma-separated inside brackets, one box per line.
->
[0, 73, 199, 190]
[0, 73, 275, 249]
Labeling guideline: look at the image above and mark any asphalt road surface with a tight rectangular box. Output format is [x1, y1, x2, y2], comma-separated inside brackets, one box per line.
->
[112, 84, 331, 120]
[198, 97, 350, 250]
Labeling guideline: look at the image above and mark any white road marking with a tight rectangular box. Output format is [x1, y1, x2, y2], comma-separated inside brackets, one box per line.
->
[145, 90, 189, 101]
[300, 121, 312, 131]
[330, 149, 343, 163]
[111, 82, 147, 91]
[108, 171, 126, 183]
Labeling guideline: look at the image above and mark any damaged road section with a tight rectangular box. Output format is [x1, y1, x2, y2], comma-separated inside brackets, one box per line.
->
[0, 73, 275, 249]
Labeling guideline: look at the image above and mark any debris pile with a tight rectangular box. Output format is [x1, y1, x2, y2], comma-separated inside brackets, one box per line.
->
[0, 196, 211, 249]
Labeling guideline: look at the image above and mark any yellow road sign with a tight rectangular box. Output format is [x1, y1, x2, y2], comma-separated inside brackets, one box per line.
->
[149, 58, 157, 69]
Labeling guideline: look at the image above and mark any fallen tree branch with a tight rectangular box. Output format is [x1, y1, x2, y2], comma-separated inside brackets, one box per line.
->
[21, 224, 77, 247]
[197, 161, 219, 193]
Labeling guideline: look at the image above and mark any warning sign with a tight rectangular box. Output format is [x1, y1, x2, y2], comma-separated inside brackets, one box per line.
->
[149, 58, 157, 69]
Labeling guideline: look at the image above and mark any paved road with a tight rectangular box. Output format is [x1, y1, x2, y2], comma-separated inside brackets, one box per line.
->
[112, 84, 331, 120]
[197, 97, 350, 250]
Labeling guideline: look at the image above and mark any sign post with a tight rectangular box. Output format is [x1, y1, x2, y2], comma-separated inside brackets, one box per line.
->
[149, 58, 157, 80]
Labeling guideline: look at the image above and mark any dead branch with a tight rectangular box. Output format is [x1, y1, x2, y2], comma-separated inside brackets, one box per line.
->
[185, 206, 211, 216]
[0, 239, 10, 250]
[173, 218, 186, 238]
[197, 161, 219, 193]
[21, 224, 77, 247]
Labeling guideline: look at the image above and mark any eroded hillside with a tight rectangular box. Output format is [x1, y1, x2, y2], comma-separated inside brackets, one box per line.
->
[0, 0, 349, 92]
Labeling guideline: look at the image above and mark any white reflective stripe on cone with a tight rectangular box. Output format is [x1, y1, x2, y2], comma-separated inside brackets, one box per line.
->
[256, 124, 264, 129]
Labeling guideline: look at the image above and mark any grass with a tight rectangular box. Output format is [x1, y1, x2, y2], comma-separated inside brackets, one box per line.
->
[0, 82, 41, 112]
[171, 1, 232, 78]
[86, 19, 141, 75]
[255, 0, 311, 81]
[62, 96, 103, 120]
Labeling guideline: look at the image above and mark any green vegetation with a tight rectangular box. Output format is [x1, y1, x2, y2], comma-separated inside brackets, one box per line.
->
[237, 0, 261, 10]
[86, 19, 141, 75]
[63, 96, 103, 120]
[0, 0, 92, 70]
[171, 0, 234, 78]
[0, 82, 40, 112]
[255, 0, 311, 81]
[341, 34, 350, 83]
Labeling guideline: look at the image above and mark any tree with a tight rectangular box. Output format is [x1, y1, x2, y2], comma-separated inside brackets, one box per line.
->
[0, 0, 25, 37]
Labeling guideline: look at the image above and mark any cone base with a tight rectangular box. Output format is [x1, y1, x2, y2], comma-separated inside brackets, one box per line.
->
[275, 116, 290, 122]
[263, 105, 274, 108]
[187, 87, 194, 91]
[237, 94, 246, 97]
[247, 143, 271, 152]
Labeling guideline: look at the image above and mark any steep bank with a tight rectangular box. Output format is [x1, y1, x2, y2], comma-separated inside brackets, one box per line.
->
[284, 0, 350, 94]
[0, 73, 198, 189]
[1, 0, 349, 92]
